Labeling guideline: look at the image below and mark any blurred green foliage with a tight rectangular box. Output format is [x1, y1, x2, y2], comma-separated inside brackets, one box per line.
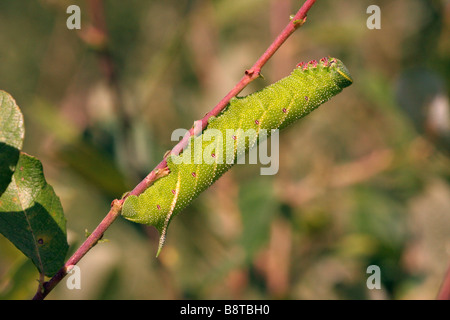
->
[0, 0, 449, 299]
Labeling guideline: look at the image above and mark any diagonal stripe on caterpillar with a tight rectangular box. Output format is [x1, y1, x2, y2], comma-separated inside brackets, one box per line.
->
[121, 57, 353, 255]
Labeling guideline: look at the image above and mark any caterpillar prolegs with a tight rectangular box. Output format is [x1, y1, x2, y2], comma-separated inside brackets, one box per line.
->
[121, 57, 353, 255]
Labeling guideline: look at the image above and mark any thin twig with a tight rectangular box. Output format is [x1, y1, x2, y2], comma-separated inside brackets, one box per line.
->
[32, 0, 317, 300]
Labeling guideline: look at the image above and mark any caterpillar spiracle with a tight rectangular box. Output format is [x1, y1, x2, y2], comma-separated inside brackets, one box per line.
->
[122, 57, 353, 255]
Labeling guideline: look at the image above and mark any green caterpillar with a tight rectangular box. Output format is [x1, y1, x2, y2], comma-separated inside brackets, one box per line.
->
[122, 57, 352, 255]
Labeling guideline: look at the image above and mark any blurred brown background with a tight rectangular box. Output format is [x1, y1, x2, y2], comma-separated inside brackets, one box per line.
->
[0, 0, 449, 299]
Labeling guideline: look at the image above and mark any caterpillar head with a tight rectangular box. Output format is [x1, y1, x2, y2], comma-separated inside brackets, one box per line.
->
[329, 58, 353, 89]
[297, 57, 353, 89]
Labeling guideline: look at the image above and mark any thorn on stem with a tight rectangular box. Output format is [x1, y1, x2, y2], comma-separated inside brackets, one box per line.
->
[292, 16, 307, 27]
[245, 68, 262, 79]
[155, 167, 170, 180]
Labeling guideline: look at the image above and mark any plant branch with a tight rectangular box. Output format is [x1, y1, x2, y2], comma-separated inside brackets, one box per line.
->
[31, 0, 317, 300]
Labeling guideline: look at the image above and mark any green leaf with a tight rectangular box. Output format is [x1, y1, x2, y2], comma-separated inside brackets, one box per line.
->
[0, 152, 69, 277]
[0, 90, 68, 277]
[0, 90, 24, 196]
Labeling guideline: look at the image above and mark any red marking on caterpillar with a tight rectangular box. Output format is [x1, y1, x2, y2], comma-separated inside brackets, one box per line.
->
[297, 61, 305, 68]
[171, 189, 176, 194]
[320, 57, 329, 66]
[232, 135, 236, 140]
[255, 120, 260, 125]
[157, 205, 161, 210]
[282, 108, 287, 113]
[308, 59, 318, 67]
[305, 96, 309, 101]
[191, 172, 196, 177]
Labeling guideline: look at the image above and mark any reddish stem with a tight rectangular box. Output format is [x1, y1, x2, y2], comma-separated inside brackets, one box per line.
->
[32, 0, 316, 300]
